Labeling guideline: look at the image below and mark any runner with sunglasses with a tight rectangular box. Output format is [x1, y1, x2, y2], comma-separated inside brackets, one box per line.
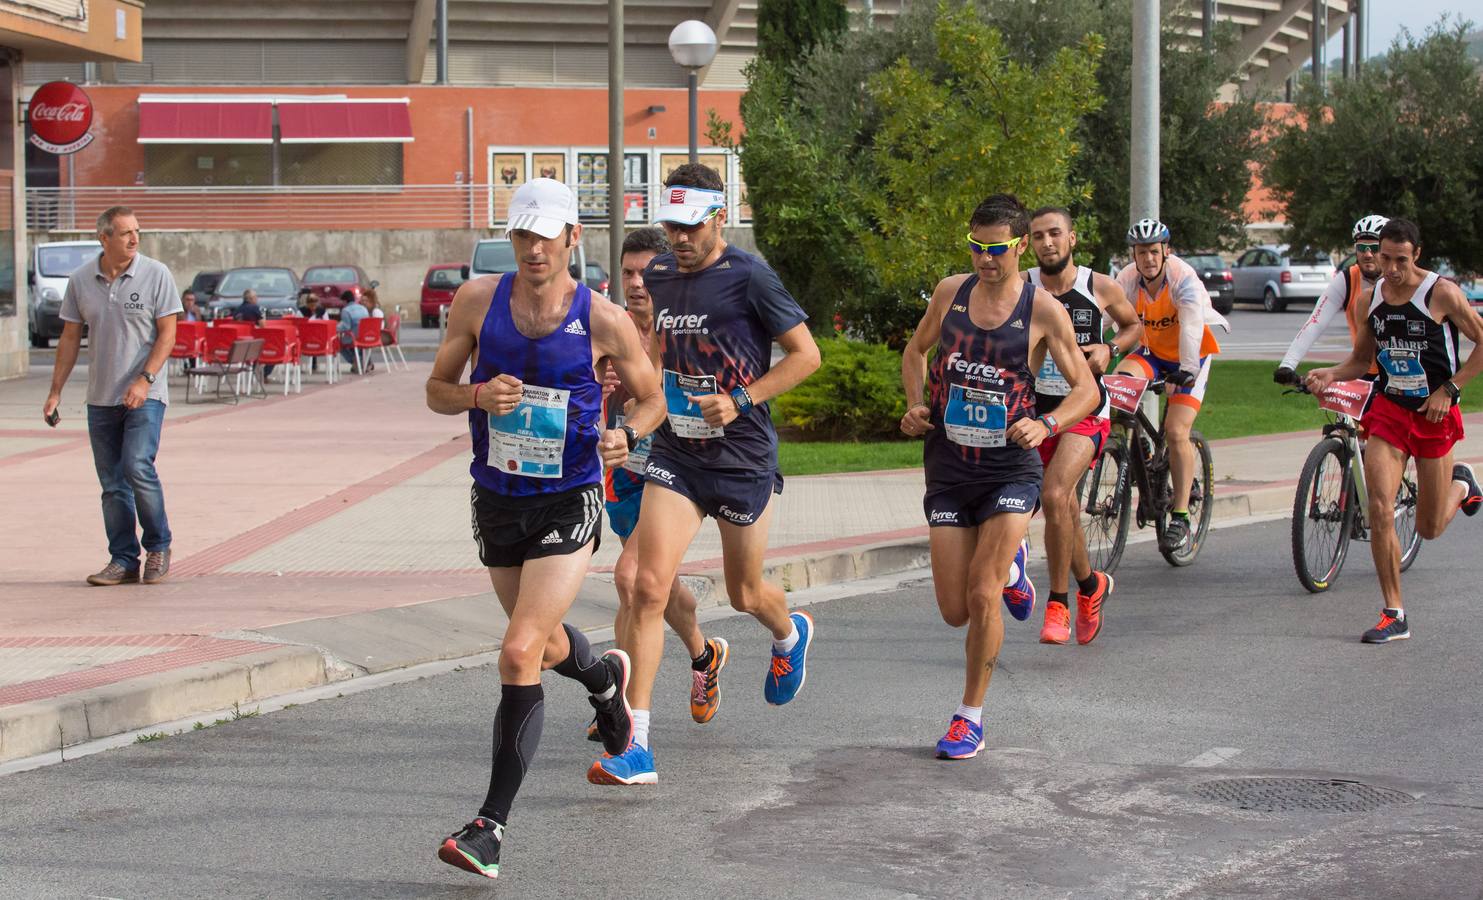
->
[900, 194, 1099, 760]
[1113, 219, 1231, 554]
[1275, 215, 1389, 385]
[590, 163, 821, 785]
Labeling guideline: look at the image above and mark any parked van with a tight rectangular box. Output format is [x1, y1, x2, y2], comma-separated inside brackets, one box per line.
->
[463, 238, 586, 285]
[28, 240, 96, 347]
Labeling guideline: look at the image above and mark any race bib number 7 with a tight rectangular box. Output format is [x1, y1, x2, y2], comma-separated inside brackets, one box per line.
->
[663, 370, 724, 439]
[944, 385, 1007, 448]
[488, 384, 568, 478]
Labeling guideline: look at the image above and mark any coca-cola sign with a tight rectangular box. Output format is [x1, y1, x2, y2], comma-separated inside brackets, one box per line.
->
[29, 81, 94, 155]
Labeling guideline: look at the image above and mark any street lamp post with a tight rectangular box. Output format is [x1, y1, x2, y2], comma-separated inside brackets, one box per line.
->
[668, 20, 719, 164]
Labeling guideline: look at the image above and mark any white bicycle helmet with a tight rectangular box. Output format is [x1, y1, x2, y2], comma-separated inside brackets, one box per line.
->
[1352, 214, 1388, 241]
[1126, 218, 1170, 245]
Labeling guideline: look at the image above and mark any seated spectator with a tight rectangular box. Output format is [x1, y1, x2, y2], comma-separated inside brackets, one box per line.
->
[234, 289, 263, 324]
[180, 290, 203, 322]
[299, 289, 328, 319]
[337, 289, 373, 373]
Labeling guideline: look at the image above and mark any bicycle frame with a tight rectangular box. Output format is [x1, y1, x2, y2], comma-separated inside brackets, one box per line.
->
[1110, 388, 1171, 528]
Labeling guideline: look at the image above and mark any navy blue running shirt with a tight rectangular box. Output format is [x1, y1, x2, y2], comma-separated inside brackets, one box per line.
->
[468, 273, 604, 497]
[644, 245, 807, 471]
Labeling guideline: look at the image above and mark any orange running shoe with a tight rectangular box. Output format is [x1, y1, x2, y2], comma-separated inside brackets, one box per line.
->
[689, 637, 729, 724]
[1075, 571, 1113, 645]
[1040, 602, 1071, 644]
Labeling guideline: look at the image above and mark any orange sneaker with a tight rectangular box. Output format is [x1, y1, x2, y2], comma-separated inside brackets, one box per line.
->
[1075, 571, 1113, 645]
[1040, 602, 1070, 644]
[689, 637, 729, 724]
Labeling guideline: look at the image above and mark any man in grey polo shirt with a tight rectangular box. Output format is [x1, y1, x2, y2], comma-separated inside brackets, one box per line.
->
[43, 206, 182, 586]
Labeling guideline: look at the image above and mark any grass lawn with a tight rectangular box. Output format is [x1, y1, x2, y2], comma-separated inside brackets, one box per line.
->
[778, 360, 1483, 475]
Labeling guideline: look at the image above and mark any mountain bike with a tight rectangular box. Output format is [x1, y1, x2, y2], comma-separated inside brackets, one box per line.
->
[1284, 378, 1421, 592]
[1079, 374, 1214, 572]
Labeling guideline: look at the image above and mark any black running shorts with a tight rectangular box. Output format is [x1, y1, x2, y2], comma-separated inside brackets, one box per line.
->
[923, 481, 1041, 527]
[470, 483, 603, 568]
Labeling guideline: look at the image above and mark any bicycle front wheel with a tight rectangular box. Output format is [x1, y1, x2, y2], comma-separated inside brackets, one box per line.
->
[1397, 456, 1423, 572]
[1160, 430, 1215, 567]
[1081, 437, 1131, 574]
[1290, 436, 1354, 592]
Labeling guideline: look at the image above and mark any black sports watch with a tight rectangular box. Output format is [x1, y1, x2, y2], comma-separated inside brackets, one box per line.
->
[140, 370, 156, 385]
[1442, 380, 1461, 401]
[620, 424, 638, 450]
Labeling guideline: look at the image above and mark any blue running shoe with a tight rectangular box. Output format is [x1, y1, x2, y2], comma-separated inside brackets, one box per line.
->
[587, 741, 657, 785]
[765, 611, 814, 705]
[935, 715, 984, 760]
[1002, 539, 1036, 621]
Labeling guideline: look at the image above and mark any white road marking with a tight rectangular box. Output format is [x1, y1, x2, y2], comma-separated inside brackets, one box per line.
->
[1181, 747, 1243, 767]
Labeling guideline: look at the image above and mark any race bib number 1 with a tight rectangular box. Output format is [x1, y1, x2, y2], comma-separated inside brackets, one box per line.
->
[944, 384, 1007, 448]
[663, 370, 724, 439]
[1379, 348, 1429, 397]
[488, 384, 569, 478]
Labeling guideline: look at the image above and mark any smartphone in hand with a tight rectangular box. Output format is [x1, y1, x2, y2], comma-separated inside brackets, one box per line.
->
[45, 409, 60, 427]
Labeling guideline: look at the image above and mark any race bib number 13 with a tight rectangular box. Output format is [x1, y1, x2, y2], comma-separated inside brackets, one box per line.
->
[1379, 348, 1429, 397]
[944, 384, 1007, 448]
[488, 384, 569, 478]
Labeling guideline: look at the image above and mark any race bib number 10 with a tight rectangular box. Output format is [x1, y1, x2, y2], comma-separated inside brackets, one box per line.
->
[663, 370, 724, 439]
[488, 384, 569, 478]
[944, 384, 1007, 448]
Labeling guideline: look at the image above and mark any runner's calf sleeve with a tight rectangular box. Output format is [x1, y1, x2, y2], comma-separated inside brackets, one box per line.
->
[552, 623, 613, 694]
[479, 683, 545, 825]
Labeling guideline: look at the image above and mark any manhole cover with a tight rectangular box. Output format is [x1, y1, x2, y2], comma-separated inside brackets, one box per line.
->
[1193, 778, 1413, 814]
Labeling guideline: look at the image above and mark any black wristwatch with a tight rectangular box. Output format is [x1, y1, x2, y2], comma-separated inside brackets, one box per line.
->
[1442, 380, 1461, 400]
[620, 424, 638, 450]
[140, 370, 156, 385]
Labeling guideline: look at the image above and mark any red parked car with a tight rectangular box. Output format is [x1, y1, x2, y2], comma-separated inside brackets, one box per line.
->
[302, 264, 378, 314]
[421, 264, 466, 327]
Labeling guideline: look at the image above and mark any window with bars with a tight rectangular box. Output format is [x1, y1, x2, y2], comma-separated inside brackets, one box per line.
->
[144, 145, 272, 187]
[280, 143, 403, 187]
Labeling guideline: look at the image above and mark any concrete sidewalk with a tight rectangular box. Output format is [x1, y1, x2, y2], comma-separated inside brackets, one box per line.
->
[3, 360, 1480, 765]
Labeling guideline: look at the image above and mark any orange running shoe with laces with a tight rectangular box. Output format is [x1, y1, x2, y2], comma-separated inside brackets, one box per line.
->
[1076, 571, 1113, 645]
[1040, 602, 1071, 645]
[689, 637, 729, 723]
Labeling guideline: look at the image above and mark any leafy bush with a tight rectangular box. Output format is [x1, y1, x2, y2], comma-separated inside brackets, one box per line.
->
[773, 337, 906, 441]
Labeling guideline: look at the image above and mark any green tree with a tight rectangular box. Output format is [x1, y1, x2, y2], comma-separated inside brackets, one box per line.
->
[756, 0, 849, 69]
[1265, 20, 1482, 266]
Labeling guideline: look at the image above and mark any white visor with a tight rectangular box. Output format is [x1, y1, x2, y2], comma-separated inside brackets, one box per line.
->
[655, 186, 725, 226]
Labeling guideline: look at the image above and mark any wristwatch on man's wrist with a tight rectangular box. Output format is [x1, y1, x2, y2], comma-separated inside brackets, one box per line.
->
[730, 386, 754, 415]
[140, 370, 156, 385]
[1442, 380, 1461, 400]
[620, 424, 638, 450]
[1039, 414, 1059, 435]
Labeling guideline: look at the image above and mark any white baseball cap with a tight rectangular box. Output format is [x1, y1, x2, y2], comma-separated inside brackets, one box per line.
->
[655, 185, 726, 227]
[505, 178, 579, 239]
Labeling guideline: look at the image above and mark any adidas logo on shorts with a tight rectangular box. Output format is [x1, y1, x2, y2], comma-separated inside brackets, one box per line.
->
[540, 531, 562, 545]
[564, 319, 588, 336]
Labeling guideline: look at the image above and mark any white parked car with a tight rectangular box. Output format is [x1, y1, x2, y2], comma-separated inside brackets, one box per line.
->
[28, 239, 96, 347]
[1231, 244, 1335, 313]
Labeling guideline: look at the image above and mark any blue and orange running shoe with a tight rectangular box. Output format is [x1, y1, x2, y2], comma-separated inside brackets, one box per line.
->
[587, 741, 658, 785]
[1002, 539, 1036, 621]
[437, 817, 503, 879]
[765, 611, 814, 705]
[935, 715, 984, 760]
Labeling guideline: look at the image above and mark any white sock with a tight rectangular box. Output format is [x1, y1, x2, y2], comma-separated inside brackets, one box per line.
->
[1384, 607, 1405, 620]
[596, 681, 616, 702]
[773, 622, 800, 654]
[955, 704, 983, 726]
[631, 709, 651, 749]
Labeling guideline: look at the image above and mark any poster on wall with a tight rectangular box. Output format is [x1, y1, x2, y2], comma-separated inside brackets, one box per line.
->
[659, 153, 729, 189]
[576, 152, 609, 221]
[491, 153, 526, 223]
[532, 153, 566, 184]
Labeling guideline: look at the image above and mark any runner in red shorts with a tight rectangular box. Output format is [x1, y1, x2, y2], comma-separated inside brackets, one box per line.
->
[1306, 218, 1483, 644]
[1024, 207, 1142, 645]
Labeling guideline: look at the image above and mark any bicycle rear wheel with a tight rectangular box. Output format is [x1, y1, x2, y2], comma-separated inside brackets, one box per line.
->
[1290, 436, 1354, 592]
[1160, 430, 1215, 567]
[1080, 437, 1131, 574]
[1397, 456, 1423, 572]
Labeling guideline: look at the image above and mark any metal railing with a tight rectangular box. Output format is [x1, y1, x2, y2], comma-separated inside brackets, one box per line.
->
[26, 183, 754, 233]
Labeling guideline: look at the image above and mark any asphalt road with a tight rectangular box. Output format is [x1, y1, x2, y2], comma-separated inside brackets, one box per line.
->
[3, 517, 1483, 899]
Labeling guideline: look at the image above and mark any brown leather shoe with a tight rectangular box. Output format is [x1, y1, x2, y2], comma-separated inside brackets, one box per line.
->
[87, 561, 140, 586]
[142, 550, 171, 585]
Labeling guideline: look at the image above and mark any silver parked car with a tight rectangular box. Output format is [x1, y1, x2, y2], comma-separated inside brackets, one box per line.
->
[1231, 245, 1335, 312]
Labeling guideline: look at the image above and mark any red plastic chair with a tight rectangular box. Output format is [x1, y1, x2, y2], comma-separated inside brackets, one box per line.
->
[352, 316, 386, 373]
[171, 321, 206, 373]
[254, 326, 302, 394]
[298, 319, 340, 383]
[205, 325, 243, 364]
[381, 313, 409, 371]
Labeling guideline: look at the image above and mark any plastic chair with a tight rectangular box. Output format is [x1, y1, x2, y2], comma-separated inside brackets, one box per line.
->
[381, 313, 409, 371]
[352, 316, 385, 373]
[298, 319, 339, 383]
[187, 338, 255, 404]
[171, 321, 206, 374]
[254, 326, 302, 395]
[205, 325, 243, 364]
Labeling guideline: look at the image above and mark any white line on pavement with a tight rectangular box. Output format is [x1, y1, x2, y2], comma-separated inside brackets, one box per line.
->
[1181, 747, 1243, 767]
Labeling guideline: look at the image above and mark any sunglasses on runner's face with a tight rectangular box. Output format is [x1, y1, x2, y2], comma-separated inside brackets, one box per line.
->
[662, 208, 722, 235]
[1355, 242, 1380, 254]
[966, 235, 1022, 256]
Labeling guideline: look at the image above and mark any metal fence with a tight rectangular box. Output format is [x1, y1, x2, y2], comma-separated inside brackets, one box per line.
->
[26, 183, 753, 233]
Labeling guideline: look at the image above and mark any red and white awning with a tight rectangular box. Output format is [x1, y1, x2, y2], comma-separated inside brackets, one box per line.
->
[137, 97, 273, 144]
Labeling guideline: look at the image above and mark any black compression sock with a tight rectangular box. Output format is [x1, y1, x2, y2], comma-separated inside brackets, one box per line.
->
[552, 623, 612, 695]
[1076, 573, 1100, 595]
[1048, 591, 1069, 607]
[478, 683, 545, 825]
[691, 641, 714, 672]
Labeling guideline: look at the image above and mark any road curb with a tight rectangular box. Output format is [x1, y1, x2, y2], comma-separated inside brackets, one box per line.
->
[0, 645, 325, 764]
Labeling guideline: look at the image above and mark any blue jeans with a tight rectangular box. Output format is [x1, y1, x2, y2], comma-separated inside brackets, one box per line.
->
[87, 400, 172, 570]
